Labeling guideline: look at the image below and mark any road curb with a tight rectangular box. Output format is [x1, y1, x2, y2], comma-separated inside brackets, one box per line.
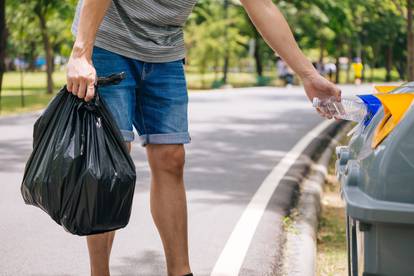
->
[280, 121, 351, 276]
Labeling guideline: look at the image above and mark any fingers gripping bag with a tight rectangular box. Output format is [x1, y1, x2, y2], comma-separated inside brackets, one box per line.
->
[21, 73, 136, 236]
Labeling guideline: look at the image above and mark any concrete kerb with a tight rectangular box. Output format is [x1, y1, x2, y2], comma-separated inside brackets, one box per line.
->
[281, 121, 352, 276]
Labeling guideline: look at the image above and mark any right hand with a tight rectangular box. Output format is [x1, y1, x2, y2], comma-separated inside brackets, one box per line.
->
[66, 48, 96, 102]
[302, 72, 341, 119]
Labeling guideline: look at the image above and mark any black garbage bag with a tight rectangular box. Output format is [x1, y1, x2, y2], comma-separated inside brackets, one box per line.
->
[21, 73, 136, 236]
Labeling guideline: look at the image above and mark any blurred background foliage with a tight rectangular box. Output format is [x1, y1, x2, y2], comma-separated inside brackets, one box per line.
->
[0, 0, 412, 113]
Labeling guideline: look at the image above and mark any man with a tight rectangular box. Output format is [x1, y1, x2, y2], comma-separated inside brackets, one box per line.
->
[353, 57, 364, 85]
[67, 0, 340, 275]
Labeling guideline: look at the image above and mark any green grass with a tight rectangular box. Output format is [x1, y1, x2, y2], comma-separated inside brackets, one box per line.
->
[317, 161, 348, 276]
[0, 94, 54, 115]
[0, 67, 403, 115]
[187, 67, 401, 89]
[0, 71, 66, 115]
[338, 67, 401, 84]
[0, 70, 277, 115]
[2, 71, 66, 95]
[317, 195, 348, 276]
[317, 133, 353, 276]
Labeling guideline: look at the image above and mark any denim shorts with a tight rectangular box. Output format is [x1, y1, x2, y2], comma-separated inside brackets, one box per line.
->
[92, 46, 190, 146]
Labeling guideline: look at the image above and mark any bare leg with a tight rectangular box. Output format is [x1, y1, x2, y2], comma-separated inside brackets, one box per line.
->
[146, 144, 191, 276]
[86, 142, 131, 276]
[87, 232, 113, 276]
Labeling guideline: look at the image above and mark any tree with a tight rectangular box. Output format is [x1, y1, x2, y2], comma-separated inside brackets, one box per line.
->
[17, 0, 75, 94]
[361, 1, 405, 81]
[222, 0, 230, 84]
[186, 0, 247, 88]
[0, 0, 6, 112]
[7, 1, 41, 65]
[239, 7, 274, 79]
[283, 0, 407, 83]
[33, 0, 57, 94]
[408, 0, 414, 80]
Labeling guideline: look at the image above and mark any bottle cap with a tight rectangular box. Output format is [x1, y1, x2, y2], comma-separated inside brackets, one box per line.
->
[312, 97, 320, 108]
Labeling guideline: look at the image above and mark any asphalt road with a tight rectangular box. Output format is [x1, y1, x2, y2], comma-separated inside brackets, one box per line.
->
[0, 85, 365, 276]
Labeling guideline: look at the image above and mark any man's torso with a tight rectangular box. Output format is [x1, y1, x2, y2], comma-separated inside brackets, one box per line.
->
[72, 0, 197, 62]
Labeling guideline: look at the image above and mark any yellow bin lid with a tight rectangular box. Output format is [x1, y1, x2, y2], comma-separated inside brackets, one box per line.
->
[374, 85, 398, 93]
[372, 94, 414, 148]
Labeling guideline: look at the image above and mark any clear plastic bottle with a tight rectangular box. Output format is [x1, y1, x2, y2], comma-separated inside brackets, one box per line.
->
[312, 96, 368, 122]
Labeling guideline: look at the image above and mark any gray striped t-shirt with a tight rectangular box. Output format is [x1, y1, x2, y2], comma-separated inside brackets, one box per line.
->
[72, 0, 197, 63]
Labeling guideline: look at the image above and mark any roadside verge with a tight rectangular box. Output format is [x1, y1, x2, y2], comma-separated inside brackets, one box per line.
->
[281, 121, 351, 276]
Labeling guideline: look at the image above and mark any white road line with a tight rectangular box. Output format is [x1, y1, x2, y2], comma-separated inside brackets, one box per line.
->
[210, 120, 333, 276]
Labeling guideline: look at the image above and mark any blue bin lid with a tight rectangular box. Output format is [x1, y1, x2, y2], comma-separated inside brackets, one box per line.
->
[357, 94, 382, 126]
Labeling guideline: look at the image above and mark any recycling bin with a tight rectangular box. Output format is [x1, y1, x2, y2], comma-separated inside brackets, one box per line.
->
[337, 82, 414, 178]
[336, 84, 414, 276]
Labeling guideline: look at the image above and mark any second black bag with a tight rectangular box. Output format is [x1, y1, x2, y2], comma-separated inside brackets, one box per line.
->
[21, 76, 136, 236]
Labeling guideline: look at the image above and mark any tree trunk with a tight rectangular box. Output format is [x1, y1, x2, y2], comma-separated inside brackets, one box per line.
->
[254, 38, 263, 77]
[397, 59, 406, 80]
[38, 12, 54, 94]
[385, 46, 393, 82]
[319, 39, 324, 63]
[334, 40, 342, 84]
[408, 0, 414, 81]
[370, 63, 375, 83]
[200, 60, 206, 89]
[28, 41, 37, 71]
[370, 56, 376, 83]
[214, 55, 219, 81]
[370, 45, 379, 83]
[346, 45, 353, 83]
[222, 56, 229, 84]
[222, 0, 229, 84]
[20, 68, 25, 107]
[0, 0, 6, 113]
[361, 50, 367, 82]
[335, 56, 341, 84]
[51, 53, 55, 72]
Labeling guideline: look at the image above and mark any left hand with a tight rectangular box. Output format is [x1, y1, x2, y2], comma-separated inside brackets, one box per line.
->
[302, 73, 341, 119]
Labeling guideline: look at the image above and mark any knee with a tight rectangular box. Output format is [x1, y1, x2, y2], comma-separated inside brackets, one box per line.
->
[147, 145, 185, 177]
